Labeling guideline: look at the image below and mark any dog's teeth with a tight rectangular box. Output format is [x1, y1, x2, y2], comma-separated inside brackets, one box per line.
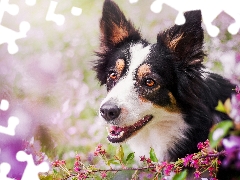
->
[119, 131, 124, 137]
[108, 130, 124, 139]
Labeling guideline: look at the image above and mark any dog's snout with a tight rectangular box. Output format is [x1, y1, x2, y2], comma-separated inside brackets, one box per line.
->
[100, 102, 120, 121]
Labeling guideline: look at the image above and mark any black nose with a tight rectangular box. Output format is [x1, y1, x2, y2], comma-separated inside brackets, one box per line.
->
[100, 102, 121, 121]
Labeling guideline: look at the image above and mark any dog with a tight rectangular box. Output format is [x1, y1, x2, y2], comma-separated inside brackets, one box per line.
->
[94, 0, 234, 165]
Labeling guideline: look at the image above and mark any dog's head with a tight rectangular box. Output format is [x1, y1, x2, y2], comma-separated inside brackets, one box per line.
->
[94, 0, 205, 144]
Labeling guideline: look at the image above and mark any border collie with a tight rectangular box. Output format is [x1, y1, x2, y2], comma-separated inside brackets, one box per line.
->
[94, 0, 234, 163]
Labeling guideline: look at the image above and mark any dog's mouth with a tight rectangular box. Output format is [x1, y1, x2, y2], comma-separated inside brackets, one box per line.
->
[106, 115, 153, 143]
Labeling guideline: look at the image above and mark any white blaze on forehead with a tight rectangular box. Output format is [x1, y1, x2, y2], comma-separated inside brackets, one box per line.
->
[128, 43, 151, 74]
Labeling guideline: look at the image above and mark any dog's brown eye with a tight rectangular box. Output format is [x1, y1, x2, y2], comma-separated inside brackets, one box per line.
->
[109, 72, 117, 80]
[145, 78, 155, 87]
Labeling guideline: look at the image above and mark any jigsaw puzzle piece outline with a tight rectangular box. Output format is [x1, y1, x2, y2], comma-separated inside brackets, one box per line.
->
[0, 21, 30, 54]
[0, 163, 15, 180]
[0, 116, 19, 136]
[25, 0, 36, 6]
[150, 0, 240, 37]
[223, 0, 240, 35]
[150, 0, 222, 37]
[0, 99, 10, 111]
[16, 151, 49, 180]
[46, 0, 65, 25]
[71, 6, 82, 16]
[0, 0, 19, 23]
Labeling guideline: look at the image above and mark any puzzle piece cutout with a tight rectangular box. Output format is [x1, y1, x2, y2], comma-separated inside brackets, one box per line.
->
[0, 0, 19, 23]
[0, 152, 49, 180]
[71, 6, 82, 16]
[0, 116, 19, 136]
[0, 99, 49, 179]
[25, 0, 36, 6]
[0, 99, 10, 111]
[0, 99, 19, 136]
[16, 151, 49, 180]
[0, 21, 30, 54]
[0, 163, 15, 180]
[46, 1, 65, 26]
[0, 0, 31, 54]
[150, 0, 240, 37]
[46, 1, 82, 25]
[129, 0, 139, 4]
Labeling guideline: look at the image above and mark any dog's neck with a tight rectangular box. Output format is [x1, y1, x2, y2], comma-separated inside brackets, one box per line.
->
[127, 112, 188, 162]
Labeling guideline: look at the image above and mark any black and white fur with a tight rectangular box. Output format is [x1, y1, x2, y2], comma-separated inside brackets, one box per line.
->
[94, 0, 234, 164]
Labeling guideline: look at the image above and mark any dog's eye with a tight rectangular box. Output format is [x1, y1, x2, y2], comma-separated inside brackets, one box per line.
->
[145, 78, 155, 87]
[109, 72, 117, 80]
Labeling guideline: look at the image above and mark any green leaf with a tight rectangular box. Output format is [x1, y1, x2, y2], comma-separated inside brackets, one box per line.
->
[107, 159, 120, 165]
[116, 145, 124, 161]
[173, 170, 187, 180]
[126, 152, 135, 163]
[53, 168, 58, 174]
[149, 147, 158, 162]
[215, 100, 227, 113]
[209, 120, 233, 148]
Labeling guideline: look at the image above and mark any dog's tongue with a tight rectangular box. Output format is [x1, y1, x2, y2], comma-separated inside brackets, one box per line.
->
[109, 125, 125, 135]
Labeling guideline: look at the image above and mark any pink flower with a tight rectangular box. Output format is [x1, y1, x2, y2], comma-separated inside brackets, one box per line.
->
[78, 173, 88, 179]
[194, 171, 201, 178]
[164, 163, 174, 176]
[100, 171, 107, 178]
[74, 166, 81, 172]
[190, 159, 199, 169]
[140, 155, 146, 162]
[155, 164, 163, 173]
[51, 159, 66, 167]
[145, 158, 153, 165]
[75, 154, 81, 161]
[182, 154, 193, 167]
[197, 142, 204, 150]
[235, 85, 240, 94]
[94, 144, 106, 156]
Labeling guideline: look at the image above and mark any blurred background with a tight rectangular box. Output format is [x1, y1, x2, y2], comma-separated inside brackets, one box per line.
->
[0, 0, 239, 178]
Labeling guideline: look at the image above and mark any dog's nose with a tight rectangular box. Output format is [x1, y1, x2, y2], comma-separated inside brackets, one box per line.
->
[100, 102, 121, 121]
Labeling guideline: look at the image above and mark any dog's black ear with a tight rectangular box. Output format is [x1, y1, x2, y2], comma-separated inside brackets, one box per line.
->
[157, 10, 205, 68]
[94, 0, 141, 85]
[100, 0, 141, 49]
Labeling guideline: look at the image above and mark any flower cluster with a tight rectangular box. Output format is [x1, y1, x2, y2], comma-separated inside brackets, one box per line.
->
[52, 159, 66, 167]
[74, 154, 81, 172]
[48, 141, 228, 180]
[208, 86, 240, 179]
[221, 86, 240, 169]
[139, 155, 155, 169]
[175, 140, 222, 179]
[94, 144, 106, 157]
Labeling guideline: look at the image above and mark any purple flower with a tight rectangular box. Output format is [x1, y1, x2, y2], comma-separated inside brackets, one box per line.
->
[236, 53, 240, 63]
[222, 135, 240, 169]
[230, 93, 240, 124]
